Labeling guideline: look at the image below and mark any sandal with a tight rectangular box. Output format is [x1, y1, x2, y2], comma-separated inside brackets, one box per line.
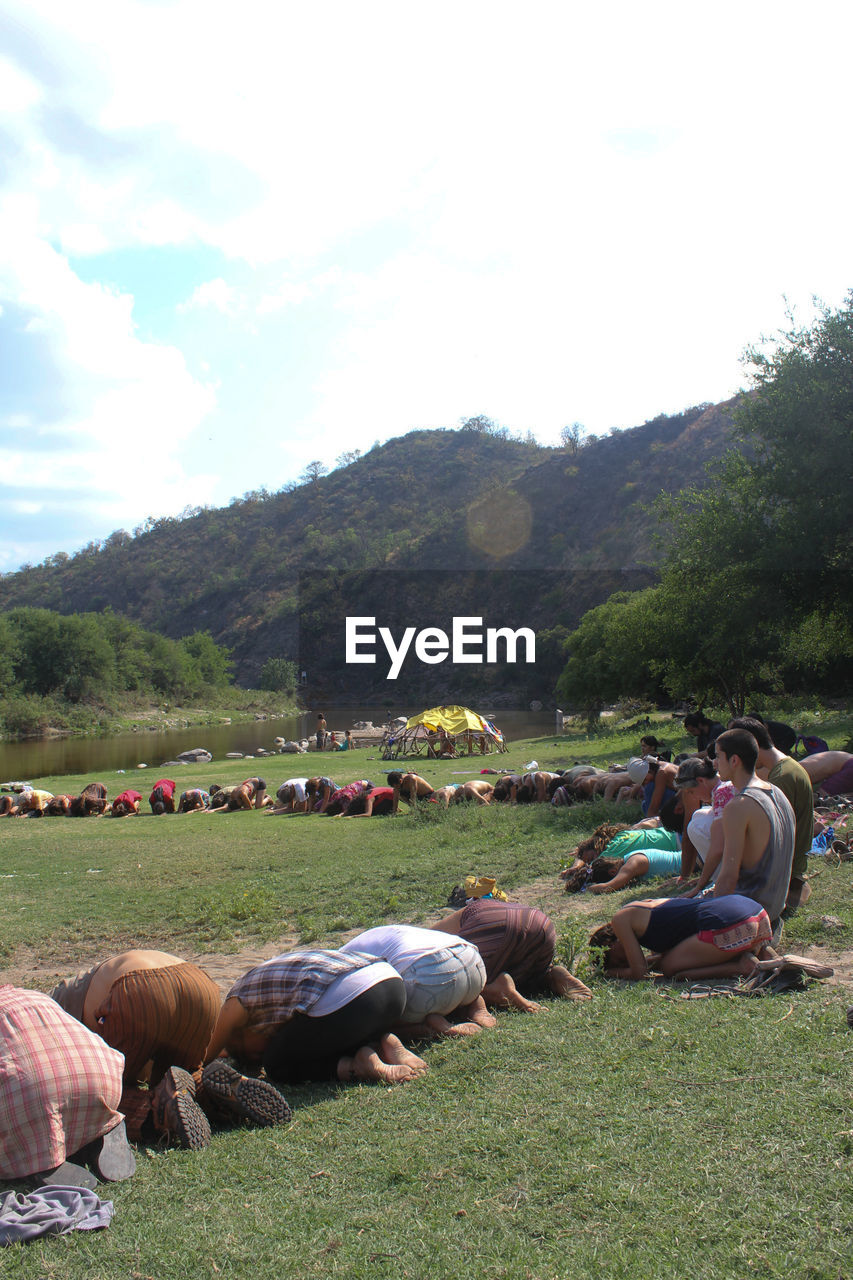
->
[95, 1120, 136, 1181]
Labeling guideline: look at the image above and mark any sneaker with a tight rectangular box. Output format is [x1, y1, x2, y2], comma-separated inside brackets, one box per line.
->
[201, 1060, 292, 1127]
[152, 1067, 211, 1150]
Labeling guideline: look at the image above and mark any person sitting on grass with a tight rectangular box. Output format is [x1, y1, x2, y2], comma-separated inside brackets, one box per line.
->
[343, 785, 396, 817]
[304, 775, 337, 813]
[70, 781, 109, 816]
[218, 776, 271, 811]
[798, 750, 853, 797]
[685, 728, 795, 932]
[149, 777, 177, 815]
[13, 787, 55, 816]
[203, 950, 427, 1085]
[588, 892, 773, 981]
[640, 734, 671, 762]
[177, 787, 211, 814]
[728, 717, 815, 913]
[627, 756, 680, 818]
[671, 755, 720, 880]
[323, 778, 374, 815]
[51, 949, 226, 1148]
[111, 788, 142, 817]
[431, 900, 592, 1011]
[450, 779, 495, 804]
[341, 924, 494, 1038]
[386, 771, 435, 809]
[269, 778, 309, 814]
[0, 985, 135, 1186]
[562, 811, 684, 894]
[683, 711, 726, 757]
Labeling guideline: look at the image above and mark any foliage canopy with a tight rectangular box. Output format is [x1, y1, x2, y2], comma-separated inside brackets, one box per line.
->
[558, 293, 853, 715]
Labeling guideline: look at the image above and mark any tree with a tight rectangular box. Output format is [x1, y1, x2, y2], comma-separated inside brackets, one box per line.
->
[555, 590, 663, 723]
[557, 293, 853, 711]
[300, 461, 328, 485]
[181, 631, 233, 689]
[0, 615, 21, 687]
[260, 657, 298, 691]
[560, 422, 586, 455]
[460, 415, 497, 433]
[335, 449, 362, 469]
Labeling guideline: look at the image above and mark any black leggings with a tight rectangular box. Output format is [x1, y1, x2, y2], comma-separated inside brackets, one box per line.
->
[262, 976, 406, 1082]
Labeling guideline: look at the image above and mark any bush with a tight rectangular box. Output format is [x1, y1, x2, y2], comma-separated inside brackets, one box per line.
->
[259, 657, 297, 691]
[0, 694, 66, 737]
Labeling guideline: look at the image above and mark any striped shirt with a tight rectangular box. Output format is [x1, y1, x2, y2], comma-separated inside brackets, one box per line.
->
[227, 950, 378, 1035]
[0, 986, 124, 1179]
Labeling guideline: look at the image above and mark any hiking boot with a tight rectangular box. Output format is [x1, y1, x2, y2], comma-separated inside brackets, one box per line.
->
[152, 1067, 211, 1150]
[201, 1060, 292, 1128]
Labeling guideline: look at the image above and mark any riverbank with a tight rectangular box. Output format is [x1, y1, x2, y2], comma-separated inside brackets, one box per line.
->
[0, 688, 301, 743]
[105, 694, 301, 736]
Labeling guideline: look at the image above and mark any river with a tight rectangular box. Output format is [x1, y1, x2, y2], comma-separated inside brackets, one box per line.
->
[0, 706, 562, 783]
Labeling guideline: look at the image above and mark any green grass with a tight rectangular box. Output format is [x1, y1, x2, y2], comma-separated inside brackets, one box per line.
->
[1, 724, 852, 1278]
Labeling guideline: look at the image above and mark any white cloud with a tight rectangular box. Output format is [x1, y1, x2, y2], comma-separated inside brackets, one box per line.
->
[0, 197, 217, 528]
[1, 0, 852, 566]
[177, 278, 242, 316]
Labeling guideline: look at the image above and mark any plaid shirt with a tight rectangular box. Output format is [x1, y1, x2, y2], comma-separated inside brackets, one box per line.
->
[0, 985, 124, 1179]
[227, 950, 378, 1035]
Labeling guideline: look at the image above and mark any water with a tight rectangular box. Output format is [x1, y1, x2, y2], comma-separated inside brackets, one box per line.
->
[0, 705, 561, 783]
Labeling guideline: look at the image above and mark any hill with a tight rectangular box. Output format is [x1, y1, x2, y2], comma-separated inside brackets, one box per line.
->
[0, 403, 736, 701]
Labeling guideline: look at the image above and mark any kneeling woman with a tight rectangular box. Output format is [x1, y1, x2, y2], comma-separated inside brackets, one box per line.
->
[562, 810, 683, 895]
[589, 894, 772, 981]
[433, 900, 592, 1010]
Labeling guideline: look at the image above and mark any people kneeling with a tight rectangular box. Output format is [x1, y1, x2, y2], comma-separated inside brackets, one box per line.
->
[589, 894, 773, 981]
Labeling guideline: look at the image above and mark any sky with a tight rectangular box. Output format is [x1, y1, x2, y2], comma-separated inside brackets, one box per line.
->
[1, 0, 852, 573]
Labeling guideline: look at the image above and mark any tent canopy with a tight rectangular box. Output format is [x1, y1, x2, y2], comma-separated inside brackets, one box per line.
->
[406, 705, 493, 735]
[382, 705, 506, 759]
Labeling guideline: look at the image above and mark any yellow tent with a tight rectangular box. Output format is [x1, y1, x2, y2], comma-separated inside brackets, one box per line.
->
[405, 705, 488, 734]
[381, 705, 506, 759]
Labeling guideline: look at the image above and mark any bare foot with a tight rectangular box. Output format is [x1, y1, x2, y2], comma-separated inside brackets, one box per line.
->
[389, 1018, 441, 1041]
[483, 975, 543, 1013]
[462, 997, 497, 1029]
[546, 965, 593, 1001]
[377, 1033, 428, 1075]
[442, 1020, 481, 1037]
[419, 1013, 455, 1037]
[350, 1045, 421, 1083]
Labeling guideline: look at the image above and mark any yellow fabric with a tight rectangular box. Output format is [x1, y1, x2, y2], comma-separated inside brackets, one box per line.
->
[405, 705, 487, 734]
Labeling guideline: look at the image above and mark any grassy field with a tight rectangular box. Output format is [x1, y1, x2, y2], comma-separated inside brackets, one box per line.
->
[1, 713, 852, 1278]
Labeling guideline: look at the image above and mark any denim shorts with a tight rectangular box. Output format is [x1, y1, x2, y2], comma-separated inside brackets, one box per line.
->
[397, 942, 486, 1021]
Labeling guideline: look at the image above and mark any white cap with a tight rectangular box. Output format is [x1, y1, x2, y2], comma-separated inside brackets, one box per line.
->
[627, 757, 652, 784]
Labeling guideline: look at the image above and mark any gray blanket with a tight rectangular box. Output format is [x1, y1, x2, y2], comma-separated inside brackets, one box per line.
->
[0, 1187, 113, 1244]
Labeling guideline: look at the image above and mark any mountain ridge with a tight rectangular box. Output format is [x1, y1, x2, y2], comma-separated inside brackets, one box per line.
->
[1, 400, 737, 699]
